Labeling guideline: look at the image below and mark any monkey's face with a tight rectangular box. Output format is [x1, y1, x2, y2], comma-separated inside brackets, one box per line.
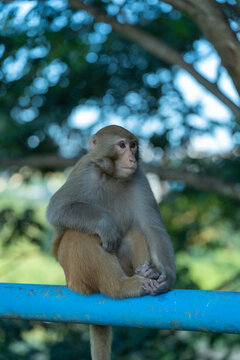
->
[113, 138, 138, 179]
[90, 126, 139, 179]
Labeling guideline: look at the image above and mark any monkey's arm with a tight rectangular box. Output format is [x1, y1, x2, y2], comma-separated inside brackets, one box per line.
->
[135, 173, 176, 292]
[47, 201, 122, 252]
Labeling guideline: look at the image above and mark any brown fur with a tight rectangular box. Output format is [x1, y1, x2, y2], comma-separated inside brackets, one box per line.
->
[55, 229, 149, 298]
[54, 228, 151, 360]
[95, 125, 137, 140]
[47, 125, 176, 360]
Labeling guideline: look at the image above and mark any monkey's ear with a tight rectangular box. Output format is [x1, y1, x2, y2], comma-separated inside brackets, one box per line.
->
[90, 137, 97, 150]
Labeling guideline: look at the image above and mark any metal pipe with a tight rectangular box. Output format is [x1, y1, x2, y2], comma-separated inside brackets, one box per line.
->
[0, 283, 239, 334]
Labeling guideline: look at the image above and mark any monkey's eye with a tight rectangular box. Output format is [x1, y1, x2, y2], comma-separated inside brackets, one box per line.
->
[130, 142, 137, 149]
[119, 141, 126, 149]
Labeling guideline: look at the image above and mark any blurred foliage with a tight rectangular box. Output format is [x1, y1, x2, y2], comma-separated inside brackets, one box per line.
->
[2, 0, 238, 160]
[1, 318, 240, 360]
[1, 180, 240, 359]
[0, 208, 44, 248]
[0, 0, 240, 359]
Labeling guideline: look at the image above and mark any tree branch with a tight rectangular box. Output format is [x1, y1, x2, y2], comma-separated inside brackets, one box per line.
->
[143, 163, 240, 201]
[0, 156, 78, 169]
[68, 0, 240, 120]
[161, 0, 240, 98]
[1, 155, 240, 201]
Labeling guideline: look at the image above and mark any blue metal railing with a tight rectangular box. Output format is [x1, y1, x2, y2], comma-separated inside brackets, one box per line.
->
[0, 283, 240, 334]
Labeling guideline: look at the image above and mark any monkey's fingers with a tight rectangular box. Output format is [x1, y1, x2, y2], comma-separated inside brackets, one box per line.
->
[135, 261, 149, 275]
[142, 278, 161, 295]
[142, 273, 172, 295]
[144, 267, 159, 279]
[150, 273, 170, 295]
[135, 260, 159, 279]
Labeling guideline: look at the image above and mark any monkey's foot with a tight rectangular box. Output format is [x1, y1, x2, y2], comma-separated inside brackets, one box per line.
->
[135, 260, 159, 279]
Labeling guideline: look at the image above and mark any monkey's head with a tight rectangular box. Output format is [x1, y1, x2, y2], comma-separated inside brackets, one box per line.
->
[90, 125, 139, 179]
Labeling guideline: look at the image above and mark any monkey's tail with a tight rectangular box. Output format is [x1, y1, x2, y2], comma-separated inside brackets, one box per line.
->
[90, 325, 112, 360]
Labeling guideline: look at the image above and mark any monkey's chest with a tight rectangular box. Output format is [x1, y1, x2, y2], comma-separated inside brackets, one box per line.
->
[82, 172, 134, 229]
[91, 190, 133, 230]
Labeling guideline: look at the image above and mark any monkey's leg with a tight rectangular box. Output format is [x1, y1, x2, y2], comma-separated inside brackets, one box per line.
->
[119, 229, 165, 294]
[57, 230, 148, 360]
[119, 229, 151, 272]
[57, 229, 152, 299]
[56, 230, 160, 360]
[128, 229, 170, 295]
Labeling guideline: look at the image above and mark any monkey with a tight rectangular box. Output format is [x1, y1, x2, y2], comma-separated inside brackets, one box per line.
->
[47, 125, 176, 360]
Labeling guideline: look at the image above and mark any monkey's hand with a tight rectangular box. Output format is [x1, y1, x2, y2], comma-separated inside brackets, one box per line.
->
[96, 213, 122, 252]
[136, 261, 174, 295]
[135, 261, 159, 279]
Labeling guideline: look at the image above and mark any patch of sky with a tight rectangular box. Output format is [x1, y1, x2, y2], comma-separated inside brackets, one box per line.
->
[103, 93, 114, 106]
[117, 105, 130, 118]
[158, 2, 172, 12]
[168, 126, 185, 146]
[28, 135, 40, 149]
[51, 14, 69, 31]
[48, 123, 62, 140]
[191, 40, 239, 105]
[194, 51, 220, 83]
[159, 96, 181, 120]
[123, 7, 138, 24]
[26, 12, 41, 28]
[2, 48, 28, 82]
[187, 115, 208, 130]
[175, 70, 232, 123]
[43, 60, 68, 86]
[125, 92, 142, 110]
[141, 118, 165, 137]
[71, 10, 86, 24]
[0, 1, 37, 27]
[88, 32, 107, 45]
[29, 46, 49, 59]
[32, 77, 48, 94]
[122, 1, 159, 23]
[229, 18, 239, 32]
[69, 105, 100, 129]
[94, 23, 112, 36]
[86, 52, 98, 63]
[218, 68, 239, 104]
[143, 73, 161, 88]
[19, 95, 30, 108]
[107, 4, 120, 16]
[165, 111, 182, 127]
[190, 127, 233, 155]
[148, 0, 159, 5]
[46, 0, 68, 11]
[158, 69, 171, 83]
[11, 106, 39, 123]
[70, 10, 92, 30]
[111, 0, 125, 5]
[0, 44, 5, 58]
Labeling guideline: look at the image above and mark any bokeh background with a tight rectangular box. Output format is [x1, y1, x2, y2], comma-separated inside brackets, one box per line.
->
[0, 0, 240, 359]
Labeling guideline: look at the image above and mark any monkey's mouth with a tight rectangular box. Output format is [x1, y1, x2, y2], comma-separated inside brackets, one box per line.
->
[122, 166, 136, 171]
